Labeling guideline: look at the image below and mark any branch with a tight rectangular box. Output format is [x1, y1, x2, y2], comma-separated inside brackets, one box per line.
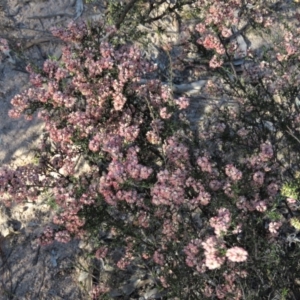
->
[115, 0, 140, 30]
[74, 0, 84, 20]
[144, 0, 194, 24]
[24, 37, 62, 50]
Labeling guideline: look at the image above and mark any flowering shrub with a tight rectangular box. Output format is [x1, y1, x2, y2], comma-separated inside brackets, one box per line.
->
[2, 0, 300, 298]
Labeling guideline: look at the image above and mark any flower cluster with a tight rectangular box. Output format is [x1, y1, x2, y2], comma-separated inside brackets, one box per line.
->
[209, 208, 231, 236]
[185, 235, 248, 272]
[3, 7, 300, 298]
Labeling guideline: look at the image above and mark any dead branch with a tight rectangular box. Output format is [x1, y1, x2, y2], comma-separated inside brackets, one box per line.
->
[24, 37, 62, 50]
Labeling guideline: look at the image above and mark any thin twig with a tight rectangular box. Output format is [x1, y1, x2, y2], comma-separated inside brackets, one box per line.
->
[286, 126, 300, 145]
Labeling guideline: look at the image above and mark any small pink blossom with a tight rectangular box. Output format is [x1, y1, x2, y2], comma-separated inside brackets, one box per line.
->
[117, 257, 131, 270]
[201, 236, 226, 270]
[55, 230, 71, 243]
[260, 142, 273, 161]
[221, 27, 232, 38]
[225, 164, 242, 181]
[269, 221, 282, 234]
[236, 196, 247, 210]
[159, 276, 169, 288]
[175, 96, 190, 110]
[205, 252, 226, 270]
[89, 135, 101, 152]
[201, 236, 219, 253]
[209, 208, 231, 236]
[254, 200, 267, 212]
[159, 107, 172, 119]
[209, 55, 224, 68]
[223, 181, 235, 198]
[287, 198, 297, 204]
[39, 226, 54, 246]
[286, 198, 298, 211]
[146, 130, 160, 144]
[197, 190, 211, 206]
[153, 250, 165, 266]
[95, 246, 108, 260]
[226, 247, 248, 262]
[197, 156, 212, 173]
[195, 23, 206, 34]
[253, 171, 265, 186]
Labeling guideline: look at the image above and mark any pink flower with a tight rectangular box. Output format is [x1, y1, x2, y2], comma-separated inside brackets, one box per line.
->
[225, 164, 242, 181]
[205, 252, 225, 270]
[39, 226, 54, 246]
[195, 23, 206, 34]
[253, 171, 265, 186]
[209, 55, 224, 68]
[276, 53, 287, 62]
[226, 247, 248, 262]
[159, 276, 169, 288]
[55, 230, 71, 243]
[197, 190, 211, 206]
[260, 142, 273, 161]
[221, 26, 232, 38]
[201, 236, 226, 269]
[153, 251, 165, 266]
[137, 211, 149, 228]
[159, 107, 172, 119]
[146, 130, 160, 144]
[269, 221, 282, 234]
[95, 246, 108, 259]
[223, 181, 235, 198]
[286, 197, 299, 211]
[197, 156, 212, 173]
[254, 200, 267, 212]
[209, 208, 231, 236]
[236, 196, 247, 210]
[175, 96, 190, 110]
[113, 93, 127, 111]
[89, 136, 101, 152]
[117, 257, 131, 270]
[287, 198, 297, 204]
[201, 236, 219, 253]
